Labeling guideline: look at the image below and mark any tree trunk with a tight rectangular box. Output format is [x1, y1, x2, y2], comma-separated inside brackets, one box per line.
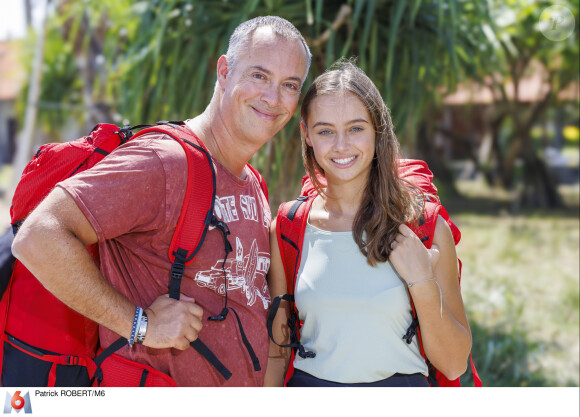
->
[498, 89, 562, 208]
[24, 0, 33, 27]
[501, 132, 524, 189]
[416, 122, 459, 197]
[519, 145, 563, 209]
[488, 113, 506, 186]
[433, 125, 484, 179]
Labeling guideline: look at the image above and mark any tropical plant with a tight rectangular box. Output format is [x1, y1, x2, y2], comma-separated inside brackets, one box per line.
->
[436, 0, 579, 208]
[21, 0, 494, 206]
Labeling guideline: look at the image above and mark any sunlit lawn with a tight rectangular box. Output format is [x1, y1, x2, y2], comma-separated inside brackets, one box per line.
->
[449, 179, 580, 386]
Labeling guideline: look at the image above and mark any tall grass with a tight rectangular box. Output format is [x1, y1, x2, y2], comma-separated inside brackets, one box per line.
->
[449, 180, 580, 386]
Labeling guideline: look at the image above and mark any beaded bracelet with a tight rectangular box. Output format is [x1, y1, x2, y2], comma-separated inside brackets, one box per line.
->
[407, 277, 443, 318]
[127, 306, 143, 350]
[136, 310, 148, 344]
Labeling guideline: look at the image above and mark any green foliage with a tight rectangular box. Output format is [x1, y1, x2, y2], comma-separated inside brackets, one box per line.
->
[299, 0, 491, 134]
[462, 321, 550, 387]
[19, 1, 578, 206]
[15, 2, 580, 385]
[481, 0, 579, 88]
[471, 0, 579, 197]
[25, 0, 136, 133]
[25, 0, 494, 206]
[36, 33, 83, 134]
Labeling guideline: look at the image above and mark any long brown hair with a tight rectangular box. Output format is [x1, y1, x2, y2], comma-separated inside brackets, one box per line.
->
[300, 59, 423, 266]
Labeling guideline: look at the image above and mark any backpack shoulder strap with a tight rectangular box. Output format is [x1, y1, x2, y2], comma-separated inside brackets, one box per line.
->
[276, 195, 314, 295]
[397, 159, 482, 386]
[398, 158, 461, 249]
[134, 122, 214, 262]
[269, 191, 317, 361]
[110, 122, 234, 381]
[404, 199, 481, 386]
[246, 163, 269, 201]
[408, 200, 461, 271]
[131, 122, 216, 281]
[276, 173, 320, 293]
[408, 200, 442, 249]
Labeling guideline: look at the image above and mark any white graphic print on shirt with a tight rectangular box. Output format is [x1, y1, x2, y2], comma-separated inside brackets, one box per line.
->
[261, 198, 271, 229]
[240, 195, 258, 222]
[214, 195, 239, 222]
[195, 194, 271, 309]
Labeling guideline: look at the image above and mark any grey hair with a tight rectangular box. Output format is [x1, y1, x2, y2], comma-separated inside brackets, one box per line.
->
[225, 16, 311, 81]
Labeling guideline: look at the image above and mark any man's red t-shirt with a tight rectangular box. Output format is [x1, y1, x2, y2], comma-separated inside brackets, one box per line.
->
[59, 132, 271, 386]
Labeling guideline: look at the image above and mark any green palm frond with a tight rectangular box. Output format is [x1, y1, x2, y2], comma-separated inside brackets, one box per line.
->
[30, 0, 494, 206]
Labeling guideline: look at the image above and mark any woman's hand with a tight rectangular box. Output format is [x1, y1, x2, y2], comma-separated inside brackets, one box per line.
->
[389, 223, 439, 284]
[389, 217, 472, 381]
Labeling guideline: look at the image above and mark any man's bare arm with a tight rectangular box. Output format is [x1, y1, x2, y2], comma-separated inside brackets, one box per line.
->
[12, 187, 203, 350]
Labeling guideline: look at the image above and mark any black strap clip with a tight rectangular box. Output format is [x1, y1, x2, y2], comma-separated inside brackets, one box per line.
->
[287, 310, 316, 359]
[210, 216, 233, 255]
[402, 317, 419, 344]
[297, 345, 316, 359]
[209, 307, 229, 321]
[171, 261, 185, 280]
[169, 248, 188, 300]
[115, 125, 134, 144]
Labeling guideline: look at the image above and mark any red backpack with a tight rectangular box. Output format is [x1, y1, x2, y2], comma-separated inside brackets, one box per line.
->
[267, 159, 482, 387]
[0, 121, 268, 387]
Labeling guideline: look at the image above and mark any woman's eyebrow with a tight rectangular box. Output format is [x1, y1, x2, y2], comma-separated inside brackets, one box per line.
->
[347, 118, 370, 124]
[312, 121, 333, 128]
[312, 118, 369, 128]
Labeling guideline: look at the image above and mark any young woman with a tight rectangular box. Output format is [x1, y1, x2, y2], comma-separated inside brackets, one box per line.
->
[264, 60, 472, 387]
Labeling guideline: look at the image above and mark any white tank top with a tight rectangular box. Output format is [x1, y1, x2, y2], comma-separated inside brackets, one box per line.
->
[293, 221, 428, 383]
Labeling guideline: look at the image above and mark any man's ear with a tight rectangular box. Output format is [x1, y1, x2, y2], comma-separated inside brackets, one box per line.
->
[216, 55, 228, 88]
[301, 120, 312, 147]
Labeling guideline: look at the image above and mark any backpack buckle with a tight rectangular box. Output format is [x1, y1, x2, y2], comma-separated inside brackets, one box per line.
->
[65, 355, 80, 366]
[171, 262, 185, 280]
[402, 317, 419, 344]
[209, 307, 229, 321]
[116, 125, 134, 144]
[297, 345, 316, 359]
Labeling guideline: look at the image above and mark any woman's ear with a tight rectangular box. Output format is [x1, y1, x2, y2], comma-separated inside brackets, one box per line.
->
[301, 120, 312, 147]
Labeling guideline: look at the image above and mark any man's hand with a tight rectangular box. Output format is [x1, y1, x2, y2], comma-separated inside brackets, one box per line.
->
[143, 294, 204, 350]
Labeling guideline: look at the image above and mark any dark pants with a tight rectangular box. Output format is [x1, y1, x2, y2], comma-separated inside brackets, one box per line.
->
[287, 369, 430, 387]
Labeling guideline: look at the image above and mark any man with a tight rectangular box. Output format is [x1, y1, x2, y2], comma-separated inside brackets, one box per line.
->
[11, 16, 311, 387]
